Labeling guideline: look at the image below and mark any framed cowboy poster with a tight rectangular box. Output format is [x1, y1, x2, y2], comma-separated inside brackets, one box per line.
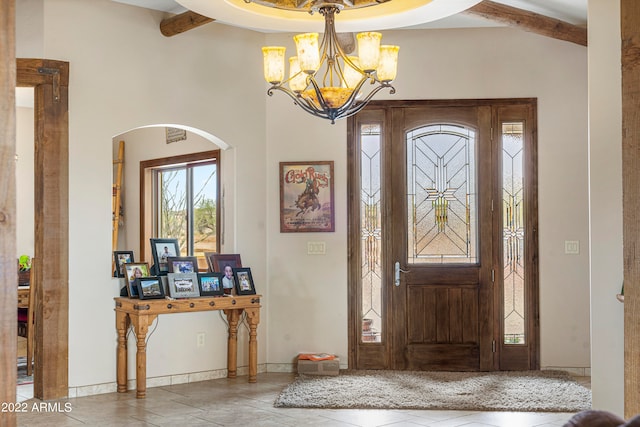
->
[279, 161, 335, 233]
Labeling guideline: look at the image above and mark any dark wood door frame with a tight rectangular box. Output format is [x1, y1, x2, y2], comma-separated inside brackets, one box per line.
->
[17, 58, 69, 400]
[1, 2, 17, 425]
[347, 99, 539, 371]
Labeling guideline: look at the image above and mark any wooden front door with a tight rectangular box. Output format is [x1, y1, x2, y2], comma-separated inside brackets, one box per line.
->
[348, 99, 538, 372]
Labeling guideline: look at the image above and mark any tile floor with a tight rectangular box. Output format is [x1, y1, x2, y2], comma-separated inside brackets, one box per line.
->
[15, 373, 588, 426]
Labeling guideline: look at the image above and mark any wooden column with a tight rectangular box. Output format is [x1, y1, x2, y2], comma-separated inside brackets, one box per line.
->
[0, 0, 17, 426]
[622, 0, 640, 418]
[17, 58, 70, 400]
[225, 309, 240, 378]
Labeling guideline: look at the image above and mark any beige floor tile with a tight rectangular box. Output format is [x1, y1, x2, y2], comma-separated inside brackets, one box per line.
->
[15, 373, 584, 427]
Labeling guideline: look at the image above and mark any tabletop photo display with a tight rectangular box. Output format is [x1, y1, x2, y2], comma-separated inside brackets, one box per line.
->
[115, 248, 256, 298]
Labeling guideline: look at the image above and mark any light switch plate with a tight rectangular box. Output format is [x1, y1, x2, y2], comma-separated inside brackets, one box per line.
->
[565, 240, 580, 254]
[307, 241, 326, 255]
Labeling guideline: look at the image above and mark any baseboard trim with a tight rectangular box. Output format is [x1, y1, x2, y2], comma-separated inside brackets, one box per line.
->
[541, 366, 591, 376]
[68, 364, 268, 398]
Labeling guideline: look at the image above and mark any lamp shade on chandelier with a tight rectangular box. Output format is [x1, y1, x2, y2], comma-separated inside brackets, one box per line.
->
[260, 2, 399, 123]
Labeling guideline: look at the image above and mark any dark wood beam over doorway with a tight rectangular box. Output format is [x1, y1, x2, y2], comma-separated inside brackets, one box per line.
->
[465, 0, 587, 46]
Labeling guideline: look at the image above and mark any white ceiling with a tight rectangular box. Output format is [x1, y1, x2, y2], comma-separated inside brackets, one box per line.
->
[111, 0, 588, 31]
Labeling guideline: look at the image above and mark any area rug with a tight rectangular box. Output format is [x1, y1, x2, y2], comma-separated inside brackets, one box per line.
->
[17, 357, 33, 386]
[274, 370, 592, 412]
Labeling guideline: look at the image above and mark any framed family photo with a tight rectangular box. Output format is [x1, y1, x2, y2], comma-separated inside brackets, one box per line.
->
[208, 254, 242, 294]
[167, 272, 200, 298]
[136, 276, 165, 300]
[279, 161, 335, 233]
[150, 238, 180, 274]
[206, 253, 242, 273]
[124, 262, 150, 298]
[198, 272, 224, 297]
[233, 267, 256, 295]
[167, 256, 199, 274]
[113, 250, 134, 278]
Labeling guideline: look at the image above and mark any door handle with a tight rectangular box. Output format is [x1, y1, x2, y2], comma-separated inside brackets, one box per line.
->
[394, 261, 410, 286]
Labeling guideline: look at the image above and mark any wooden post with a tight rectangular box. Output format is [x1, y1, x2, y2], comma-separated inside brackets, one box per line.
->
[0, 1, 17, 426]
[621, 0, 640, 418]
[225, 309, 240, 378]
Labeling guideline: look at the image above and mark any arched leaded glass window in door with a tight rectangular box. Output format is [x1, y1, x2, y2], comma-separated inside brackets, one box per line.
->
[406, 124, 478, 264]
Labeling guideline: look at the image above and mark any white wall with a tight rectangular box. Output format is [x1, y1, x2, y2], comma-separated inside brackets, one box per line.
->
[16, 0, 594, 393]
[17, 0, 267, 389]
[588, 0, 624, 414]
[265, 27, 591, 370]
[16, 105, 34, 258]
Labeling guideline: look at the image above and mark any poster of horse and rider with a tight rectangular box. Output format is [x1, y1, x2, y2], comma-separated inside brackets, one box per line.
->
[279, 161, 335, 233]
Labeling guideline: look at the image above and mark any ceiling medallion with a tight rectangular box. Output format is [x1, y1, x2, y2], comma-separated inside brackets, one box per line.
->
[245, 0, 392, 13]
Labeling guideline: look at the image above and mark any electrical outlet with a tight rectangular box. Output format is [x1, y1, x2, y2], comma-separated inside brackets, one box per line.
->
[197, 332, 205, 348]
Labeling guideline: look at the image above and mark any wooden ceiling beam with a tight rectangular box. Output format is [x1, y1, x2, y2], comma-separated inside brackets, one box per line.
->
[464, 0, 587, 47]
[160, 10, 214, 37]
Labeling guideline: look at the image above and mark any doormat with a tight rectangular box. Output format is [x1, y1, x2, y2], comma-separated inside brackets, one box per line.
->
[274, 370, 591, 412]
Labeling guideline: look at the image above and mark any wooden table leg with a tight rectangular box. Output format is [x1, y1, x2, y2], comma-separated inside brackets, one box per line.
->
[129, 314, 156, 399]
[224, 309, 240, 378]
[115, 311, 130, 393]
[245, 307, 260, 383]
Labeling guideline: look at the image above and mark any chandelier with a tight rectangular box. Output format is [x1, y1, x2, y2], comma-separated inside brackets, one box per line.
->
[256, 0, 400, 124]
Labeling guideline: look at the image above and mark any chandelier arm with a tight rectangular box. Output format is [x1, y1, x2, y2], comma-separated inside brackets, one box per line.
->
[267, 85, 334, 120]
[335, 83, 396, 118]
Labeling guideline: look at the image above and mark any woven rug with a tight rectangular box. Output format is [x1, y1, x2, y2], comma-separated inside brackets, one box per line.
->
[17, 357, 33, 386]
[274, 370, 592, 412]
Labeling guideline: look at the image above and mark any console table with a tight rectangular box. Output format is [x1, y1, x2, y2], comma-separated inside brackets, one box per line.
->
[114, 295, 261, 398]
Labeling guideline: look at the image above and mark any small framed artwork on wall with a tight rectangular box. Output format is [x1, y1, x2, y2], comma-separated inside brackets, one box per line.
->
[279, 161, 335, 233]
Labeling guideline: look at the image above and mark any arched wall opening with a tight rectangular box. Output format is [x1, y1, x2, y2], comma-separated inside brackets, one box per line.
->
[111, 124, 236, 271]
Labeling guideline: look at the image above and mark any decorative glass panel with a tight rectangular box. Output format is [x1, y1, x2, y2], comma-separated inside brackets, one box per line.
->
[406, 125, 477, 264]
[361, 124, 382, 343]
[502, 122, 526, 345]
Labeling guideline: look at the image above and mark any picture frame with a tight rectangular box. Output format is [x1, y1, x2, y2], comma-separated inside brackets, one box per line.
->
[233, 267, 256, 295]
[150, 238, 180, 274]
[207, 253, 242, 273]
[113, 250, 135, 278]
[279, 161, 335, 233]
[197, 272, 225, 297]
[124, 262, 151, 298]
[209, 254, 242, 294]
[167, 272, 200, 298]
[135, 276, 165, 300]
[167, 256, 199, 274]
